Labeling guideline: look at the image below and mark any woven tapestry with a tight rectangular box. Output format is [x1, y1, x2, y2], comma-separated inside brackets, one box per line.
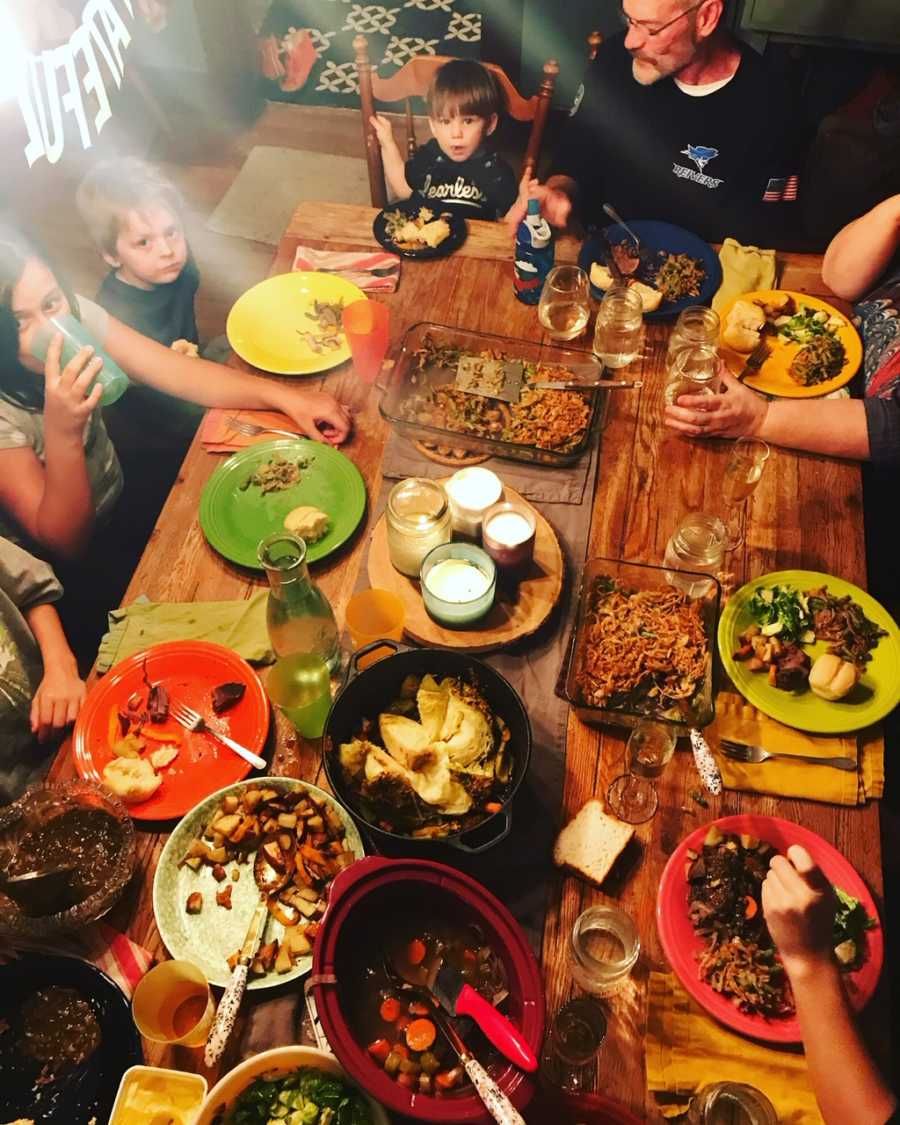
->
[257, 0, 484, 107]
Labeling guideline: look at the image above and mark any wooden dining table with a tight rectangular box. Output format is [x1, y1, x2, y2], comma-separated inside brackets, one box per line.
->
[49, 202, 889, 1121]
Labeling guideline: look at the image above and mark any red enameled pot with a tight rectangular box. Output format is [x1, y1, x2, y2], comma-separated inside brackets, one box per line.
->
[311, 856, 545, 1123]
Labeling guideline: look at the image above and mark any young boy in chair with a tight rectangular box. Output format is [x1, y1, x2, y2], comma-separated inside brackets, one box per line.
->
[370, 59, 520, 222]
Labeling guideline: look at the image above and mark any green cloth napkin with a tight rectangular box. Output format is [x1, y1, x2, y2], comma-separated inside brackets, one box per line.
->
[96, 591, 274, 673]
[712, 237, 777, 314]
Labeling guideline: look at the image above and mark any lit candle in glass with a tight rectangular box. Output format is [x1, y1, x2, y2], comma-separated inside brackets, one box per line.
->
[420, 543, 496, 627]
[482, 500, 536, 576]
[445, 467, 503, 538]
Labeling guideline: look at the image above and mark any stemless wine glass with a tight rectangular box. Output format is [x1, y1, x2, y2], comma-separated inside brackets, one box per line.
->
[538, 265, 591, 341]
[606, 722, 677, 823]
[721, 437, 770, 550]
[593, 284, 644, 369]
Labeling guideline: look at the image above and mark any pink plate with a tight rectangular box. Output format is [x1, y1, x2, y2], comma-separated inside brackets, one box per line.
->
[656, 814, 883, 1043]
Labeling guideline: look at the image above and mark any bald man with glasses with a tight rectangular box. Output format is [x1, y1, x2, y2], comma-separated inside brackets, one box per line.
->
[512, 0, 806, 249]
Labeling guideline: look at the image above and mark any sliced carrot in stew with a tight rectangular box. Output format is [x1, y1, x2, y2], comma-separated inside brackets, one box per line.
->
[406, 1018, 437, 1052]
[380, 997, 402, 1023]
[396, 1071, 417, 1090]
[367, 1038, 391, 1062]
[744, 895, 758, 919]
[407, 938, 427, 966]
[484, 801, 503, 813]
[408, 1000, 431, 1017]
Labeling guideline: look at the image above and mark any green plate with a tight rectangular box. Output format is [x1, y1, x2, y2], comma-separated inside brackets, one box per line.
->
[199, 438, 366, 569]
[152, 778, 365, 990]
[718, 569, 900, 734]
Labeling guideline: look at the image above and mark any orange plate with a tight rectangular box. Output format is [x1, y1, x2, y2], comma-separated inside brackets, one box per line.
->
[74, 641, 270, 821]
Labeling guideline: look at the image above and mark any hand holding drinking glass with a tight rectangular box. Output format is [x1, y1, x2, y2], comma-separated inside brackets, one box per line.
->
[606, 722, 677, 823]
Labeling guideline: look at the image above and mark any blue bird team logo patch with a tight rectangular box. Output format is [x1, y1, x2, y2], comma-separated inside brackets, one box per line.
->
[681, 144, 719, 172]
[672, 143, 723, 189]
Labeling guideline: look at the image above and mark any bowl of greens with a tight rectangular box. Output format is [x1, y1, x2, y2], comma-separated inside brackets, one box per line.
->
[197, 1046, 390, 1125]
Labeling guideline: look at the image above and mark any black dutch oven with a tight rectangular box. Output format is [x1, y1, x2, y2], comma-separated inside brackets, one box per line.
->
[323, 640, 532, 855]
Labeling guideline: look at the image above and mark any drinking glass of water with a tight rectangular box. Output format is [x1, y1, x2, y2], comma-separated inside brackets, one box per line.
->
[688, 1082, 778, 1125]
[722, 437, 770, 550]
[665, 342, 721, 405]
[568, 904, 641, 996]
[593, 284, 644, 369]
[542, 996, 609, 1092]
[538, 265, 591, 341]
[664, 513, 727, 598]
[606, 722, 677, 823]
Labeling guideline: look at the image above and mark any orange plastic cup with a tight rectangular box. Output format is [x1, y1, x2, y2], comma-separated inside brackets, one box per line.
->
[345, 588, 405, 668]
[342, 299, 390, 384]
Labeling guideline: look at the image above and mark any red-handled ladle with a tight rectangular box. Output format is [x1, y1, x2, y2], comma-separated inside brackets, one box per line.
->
[383, 950, 538, 1073]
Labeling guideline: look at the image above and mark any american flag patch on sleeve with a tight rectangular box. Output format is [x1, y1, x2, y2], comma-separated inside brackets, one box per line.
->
[763, 175, 799, 202]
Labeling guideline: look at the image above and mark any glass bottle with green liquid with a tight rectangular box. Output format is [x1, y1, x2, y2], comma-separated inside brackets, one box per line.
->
[259, 532, 340, 739]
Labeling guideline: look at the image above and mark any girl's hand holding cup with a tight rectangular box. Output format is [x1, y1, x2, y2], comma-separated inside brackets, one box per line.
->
[42, 333, 104, 440]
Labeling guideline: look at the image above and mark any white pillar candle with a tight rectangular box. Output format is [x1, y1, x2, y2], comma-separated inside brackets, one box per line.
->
[445, 468, 503, 537]
[484, 510, 533, 548]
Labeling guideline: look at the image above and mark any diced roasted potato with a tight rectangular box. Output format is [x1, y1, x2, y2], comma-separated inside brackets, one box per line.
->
[277, 832, 294, 853]
[213, 814, 241, 837]
[275, 944, 293, 974]
[285, 927, 311, 957]
[260, 788, 280, 802]
[222, 794, 240, 813]
[207, 846, 228, 864]
[184, 856, 203, 871]
[277, 813, 297, 829]
[307, 815, 324, 833]
[243, 789, 263, 812]
[262, 840, 287, 871]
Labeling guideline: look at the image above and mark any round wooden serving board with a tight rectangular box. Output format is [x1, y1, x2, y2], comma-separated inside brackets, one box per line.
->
[367, 481, 564, 652]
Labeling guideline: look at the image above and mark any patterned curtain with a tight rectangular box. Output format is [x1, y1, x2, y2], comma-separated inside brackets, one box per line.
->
[257, 0, 483, 107]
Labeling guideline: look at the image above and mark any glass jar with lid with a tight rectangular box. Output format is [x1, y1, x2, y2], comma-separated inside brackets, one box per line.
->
[386, 478, 452, 577]
[664, 514, 726, 598]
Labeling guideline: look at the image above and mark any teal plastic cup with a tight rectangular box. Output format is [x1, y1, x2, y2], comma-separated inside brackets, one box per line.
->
[31, 314, 129, 406]
[266, 653, 332, 738]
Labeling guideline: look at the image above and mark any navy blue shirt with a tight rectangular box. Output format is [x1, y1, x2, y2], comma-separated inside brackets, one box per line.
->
[97, 254, 199, 347]
[405, 139, 518, 221]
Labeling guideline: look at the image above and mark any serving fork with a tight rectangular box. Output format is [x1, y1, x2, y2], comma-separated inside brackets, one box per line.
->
[226, 418, 303, 441]
[736, 339, 771, 380]
[720, 738, 857, 771]
[169, 698, 266, 771]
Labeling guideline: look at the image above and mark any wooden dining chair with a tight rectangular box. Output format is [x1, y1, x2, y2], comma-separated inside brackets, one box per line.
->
[353, 34, 559, 210]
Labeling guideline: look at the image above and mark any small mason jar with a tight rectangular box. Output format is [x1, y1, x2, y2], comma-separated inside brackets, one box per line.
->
[664, 514, 726, 598]
[386, 478, 452, 577]
[568, 905, 640, 997]
[666, 305, 720, 364]
[687, 1082, 778, 1125]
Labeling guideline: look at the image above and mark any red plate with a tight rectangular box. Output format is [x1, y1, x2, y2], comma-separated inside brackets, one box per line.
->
[656, 814, 883, 1044]
[74, 641, 270, 821]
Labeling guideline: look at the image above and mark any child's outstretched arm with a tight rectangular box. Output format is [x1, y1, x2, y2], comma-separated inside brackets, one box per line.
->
[25, 602, 85, 741]
[762, 845, 896, 1125]
[0, 335, 102, 558]
[370, 114, 412, 201]
[103, 316, 352, 445]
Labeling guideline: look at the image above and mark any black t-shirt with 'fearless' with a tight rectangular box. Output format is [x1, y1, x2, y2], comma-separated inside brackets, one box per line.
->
[405, 139, 518, 221]
[553, 35, 805, 248]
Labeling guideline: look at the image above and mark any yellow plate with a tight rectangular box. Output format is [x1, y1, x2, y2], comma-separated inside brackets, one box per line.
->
[719, 289, 862, 398]
[226, 271, 366, 376]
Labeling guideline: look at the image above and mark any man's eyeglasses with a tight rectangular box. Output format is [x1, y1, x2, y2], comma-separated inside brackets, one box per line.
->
[618, 1, 706, 38]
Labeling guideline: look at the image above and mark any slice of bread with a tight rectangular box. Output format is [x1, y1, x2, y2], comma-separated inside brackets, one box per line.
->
[553, 799, 634, 887]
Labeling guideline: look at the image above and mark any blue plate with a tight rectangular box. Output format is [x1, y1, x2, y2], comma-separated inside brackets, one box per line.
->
[0, 953, 142, 1124]
[578, 220, 721, 320]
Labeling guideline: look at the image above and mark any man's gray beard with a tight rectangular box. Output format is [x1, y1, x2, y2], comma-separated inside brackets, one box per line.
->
[631, 56, 668, 85]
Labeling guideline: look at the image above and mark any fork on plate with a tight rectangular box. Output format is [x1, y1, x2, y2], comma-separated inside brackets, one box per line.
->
[225, 418, 302, 441]
[720, 737, 857, 771]
[169, 698, 266, 771]
[736, 339, 771, 380]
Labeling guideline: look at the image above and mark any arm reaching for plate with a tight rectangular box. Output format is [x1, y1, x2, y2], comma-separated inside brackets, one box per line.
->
[822, 195, 900, 303]
[664, 368, 870, 460]
[762, 845, 896, 1125]
[104, 316, 352, 445]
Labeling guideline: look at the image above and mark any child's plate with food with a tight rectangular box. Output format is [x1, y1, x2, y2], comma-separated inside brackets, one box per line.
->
[657, 815, 883, 1043]
[73, 641, 270, 821]
[719, 289, 863, 397]
[718, 569, 900, 733]
[373, 198, 467, 259]
[153, 779, 364, 990]
[578, 219, 721, 319]
[226, 272, 365, 376]
[199, 438, 366, 569]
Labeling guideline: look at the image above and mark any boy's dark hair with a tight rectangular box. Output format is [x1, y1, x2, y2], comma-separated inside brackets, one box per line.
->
[0, 225, 81, 412]
[426, 59, 505, 120]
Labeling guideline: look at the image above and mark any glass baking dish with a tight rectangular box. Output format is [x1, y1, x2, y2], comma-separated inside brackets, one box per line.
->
[560, 557, 721, 731]
[379, 322, 607, 466]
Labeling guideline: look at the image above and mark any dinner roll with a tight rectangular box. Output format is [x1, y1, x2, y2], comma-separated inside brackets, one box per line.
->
[723, 299, 765, 352]
[102, 757, 162, 803]
[809, 653, 860, 701]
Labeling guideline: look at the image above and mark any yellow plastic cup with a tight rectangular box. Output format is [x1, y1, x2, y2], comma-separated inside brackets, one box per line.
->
[345, 589, 405, 668]
[131, 960, 214, 1047]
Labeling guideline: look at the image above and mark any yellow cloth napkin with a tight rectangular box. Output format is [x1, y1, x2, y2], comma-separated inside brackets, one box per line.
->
[710, 693, 884, 805]
[96, 592, 274, 673]
[646, 971, 824, 1123]
[712, 237, 777, 313]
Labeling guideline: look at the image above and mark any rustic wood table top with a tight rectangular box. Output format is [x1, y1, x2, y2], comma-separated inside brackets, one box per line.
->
[49, 202, 887, 1120]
